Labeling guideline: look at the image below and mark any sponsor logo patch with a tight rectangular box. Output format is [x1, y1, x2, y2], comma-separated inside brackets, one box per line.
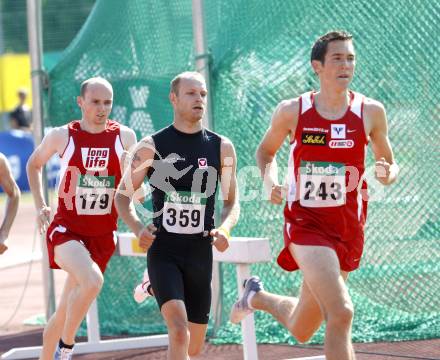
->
[331, 124, 346, 139]
[329, 139, 355, 148]
[166, 191, 206, 205]
[198, 158, 208, 169]
[301, 161, 344, 175]
[78, 174, 115, 188]
[303, 127, 329, 133]
[301, 133, 326, 146]
[81, 148, 109, 171]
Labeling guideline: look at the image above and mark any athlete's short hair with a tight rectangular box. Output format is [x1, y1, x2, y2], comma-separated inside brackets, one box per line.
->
[170, 71, 205, 95]
[80, 77, 113, 98]
[311, 31, 353, 64]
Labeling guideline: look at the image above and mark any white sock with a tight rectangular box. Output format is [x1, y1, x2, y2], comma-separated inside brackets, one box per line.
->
[247, 290, 256, 309]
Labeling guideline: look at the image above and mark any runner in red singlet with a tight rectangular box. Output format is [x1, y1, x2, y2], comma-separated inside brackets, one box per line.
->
[27, 77, 136, 360]
[229, 31, 399, 360]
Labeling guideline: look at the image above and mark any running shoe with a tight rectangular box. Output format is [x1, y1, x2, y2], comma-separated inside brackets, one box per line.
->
[133, 268, 153, 303]
[230, 276, 264, 324]
[54, 346, 73, 360]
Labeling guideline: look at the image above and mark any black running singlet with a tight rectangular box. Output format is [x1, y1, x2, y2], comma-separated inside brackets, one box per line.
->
[147, 125, 221, 237]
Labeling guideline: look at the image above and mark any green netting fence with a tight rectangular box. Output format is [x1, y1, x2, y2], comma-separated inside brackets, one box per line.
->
[47, 0, 440, 345]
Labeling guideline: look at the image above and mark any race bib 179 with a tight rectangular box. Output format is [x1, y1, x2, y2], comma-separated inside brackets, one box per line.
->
[75, 174, 115, 215]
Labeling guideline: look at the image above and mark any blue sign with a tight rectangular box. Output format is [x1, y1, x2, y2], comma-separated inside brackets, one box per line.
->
[0, 130, 59, 192]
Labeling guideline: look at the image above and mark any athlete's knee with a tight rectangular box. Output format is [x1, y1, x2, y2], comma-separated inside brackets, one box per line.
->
[288, 320, 319, 344]
[327, 301, 354, 327]
[168, 320, 190, 346]
[290, 327, 315, 344]
[81, 271, 104, 296]
[292, 333, 311, 344]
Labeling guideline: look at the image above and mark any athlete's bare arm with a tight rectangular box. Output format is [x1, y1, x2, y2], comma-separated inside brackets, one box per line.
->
[119, 125, 137, 171]
[211, 137, 240, 252]
[0, 154, 21, 254]
[119, 125, 151, 204]
[256, 98, 299, 204]
[27, 127, 68, 233]
[115, 136, 156, 251]
[364, 99, 399, 185]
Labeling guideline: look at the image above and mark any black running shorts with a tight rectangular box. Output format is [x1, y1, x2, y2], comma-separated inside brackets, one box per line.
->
[147, 234, 213, 324]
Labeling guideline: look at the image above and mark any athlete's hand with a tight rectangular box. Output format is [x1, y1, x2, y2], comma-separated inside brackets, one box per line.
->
[270, 184, 287, 205]
[0, 234, 8, 255]
[210, 228, 229, 252]
[37, 206, 51, 234]
[375, 157, 391, 185]
[137, 224, 157, 251]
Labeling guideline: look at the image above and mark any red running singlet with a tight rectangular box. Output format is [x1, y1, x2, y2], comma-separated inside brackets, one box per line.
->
[278, 91, 369, 272]
[53, 120, 123, 236]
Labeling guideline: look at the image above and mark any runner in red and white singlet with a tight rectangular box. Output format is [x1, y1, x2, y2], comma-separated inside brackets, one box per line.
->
[47, 119, 124, 272]
[54, 120, 124, 235]
[230, 31, 399, 360]
[27, 77, 136, 359]
[278, 90, 368, 272]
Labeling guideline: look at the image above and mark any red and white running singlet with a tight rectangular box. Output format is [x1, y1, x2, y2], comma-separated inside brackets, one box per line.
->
[278, 91, 369, 272]
[53, 120, 123, 236]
